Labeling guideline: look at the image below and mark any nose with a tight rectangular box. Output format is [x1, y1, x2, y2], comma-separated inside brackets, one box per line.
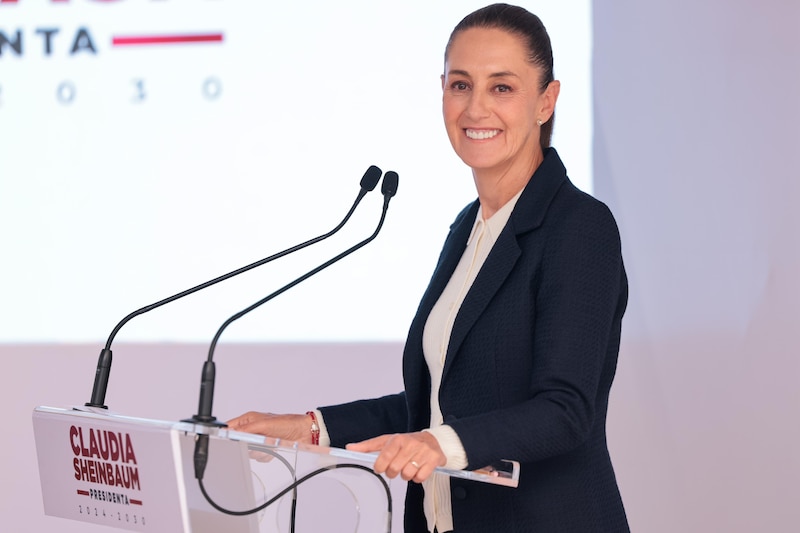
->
[465, 90, 491, 120]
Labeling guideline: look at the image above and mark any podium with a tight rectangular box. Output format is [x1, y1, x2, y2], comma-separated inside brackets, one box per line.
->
[33, 406, 519, 532]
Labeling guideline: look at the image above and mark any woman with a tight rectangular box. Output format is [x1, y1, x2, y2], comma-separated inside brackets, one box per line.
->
[229, 4, 630, 532]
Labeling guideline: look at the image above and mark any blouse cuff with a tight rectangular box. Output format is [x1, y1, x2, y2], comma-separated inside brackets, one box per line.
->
[423, 425, 468, 470]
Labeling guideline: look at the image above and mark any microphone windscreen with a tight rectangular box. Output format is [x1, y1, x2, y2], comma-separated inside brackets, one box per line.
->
[381, 171, 399, 198]
[360, 165, 383, 191]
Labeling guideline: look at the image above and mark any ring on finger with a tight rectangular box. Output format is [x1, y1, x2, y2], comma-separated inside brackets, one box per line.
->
[410, 461, 421, 469]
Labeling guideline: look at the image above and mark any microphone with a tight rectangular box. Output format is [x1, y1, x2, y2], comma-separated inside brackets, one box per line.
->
[187, 171, 399, 428]
[84, 165, 384, 409]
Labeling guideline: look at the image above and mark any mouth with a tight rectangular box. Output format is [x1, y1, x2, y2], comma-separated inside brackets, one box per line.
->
[465, 128, 501, 140]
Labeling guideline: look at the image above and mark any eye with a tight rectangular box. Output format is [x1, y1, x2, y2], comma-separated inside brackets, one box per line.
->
[494, 84, 513, 93]
[450, 81, 470, 91]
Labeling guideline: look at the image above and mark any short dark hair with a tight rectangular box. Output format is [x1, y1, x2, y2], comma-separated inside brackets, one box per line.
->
[444, 3, 556, 151]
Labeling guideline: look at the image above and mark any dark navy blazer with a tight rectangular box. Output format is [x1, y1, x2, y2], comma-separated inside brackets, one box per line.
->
[321, 149, 630, 532]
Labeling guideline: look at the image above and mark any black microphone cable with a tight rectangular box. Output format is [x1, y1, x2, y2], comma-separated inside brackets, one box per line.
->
[197, 459, 392, 533]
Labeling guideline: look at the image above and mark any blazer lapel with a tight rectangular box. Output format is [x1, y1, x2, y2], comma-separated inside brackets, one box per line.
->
[442, 221, 521, 379]
[442, 148, 570, 380]
[409, 201, 481, 340]
[403, 201, 479, 420]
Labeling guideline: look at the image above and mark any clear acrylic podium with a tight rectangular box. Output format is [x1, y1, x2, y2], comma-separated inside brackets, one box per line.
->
[33, 406, 519, 532]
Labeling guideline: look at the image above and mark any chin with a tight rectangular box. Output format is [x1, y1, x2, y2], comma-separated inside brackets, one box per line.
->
[458, 155, 503, 172]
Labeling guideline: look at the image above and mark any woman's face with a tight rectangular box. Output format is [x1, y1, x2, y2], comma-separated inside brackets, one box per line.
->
[442, 27, 558, 178]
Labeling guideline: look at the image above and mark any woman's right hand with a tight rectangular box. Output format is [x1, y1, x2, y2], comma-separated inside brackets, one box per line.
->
[226, 411, 314, 444]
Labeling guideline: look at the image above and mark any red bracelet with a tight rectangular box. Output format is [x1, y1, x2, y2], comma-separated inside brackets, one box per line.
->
[306, 411, 320, 445]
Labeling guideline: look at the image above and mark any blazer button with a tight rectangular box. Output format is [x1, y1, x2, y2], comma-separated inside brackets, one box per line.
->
[452, 486, 467, 500]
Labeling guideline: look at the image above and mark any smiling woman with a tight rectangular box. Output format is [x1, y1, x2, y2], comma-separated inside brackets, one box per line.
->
[228, 4, 629, 533]
[442, 26, 560, 218]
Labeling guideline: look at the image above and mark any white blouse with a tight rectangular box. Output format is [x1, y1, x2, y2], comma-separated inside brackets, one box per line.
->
[421, 189, 523, 532]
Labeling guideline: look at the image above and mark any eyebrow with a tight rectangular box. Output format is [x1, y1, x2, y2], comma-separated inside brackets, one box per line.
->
[447, 69, 519, 79]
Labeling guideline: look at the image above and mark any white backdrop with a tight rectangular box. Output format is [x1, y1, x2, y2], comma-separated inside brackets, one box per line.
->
[0, 0, 591, 343]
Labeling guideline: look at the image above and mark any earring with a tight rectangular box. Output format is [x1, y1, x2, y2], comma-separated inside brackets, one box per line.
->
[537, 119, 543, 126]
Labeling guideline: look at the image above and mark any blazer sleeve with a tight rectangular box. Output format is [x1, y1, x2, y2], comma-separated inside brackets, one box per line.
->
[318, 392, 408, 449]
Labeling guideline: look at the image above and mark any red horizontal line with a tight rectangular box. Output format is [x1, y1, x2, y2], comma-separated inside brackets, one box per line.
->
[77, 490, 90, 496]
[130, 499, 143, 506]
[112, 33, 223, 46]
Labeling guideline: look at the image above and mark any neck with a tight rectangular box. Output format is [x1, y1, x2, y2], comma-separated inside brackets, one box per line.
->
[473, 149, 544, 219]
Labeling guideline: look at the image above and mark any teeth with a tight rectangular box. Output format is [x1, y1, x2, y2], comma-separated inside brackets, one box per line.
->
[466, 129, 500, 140]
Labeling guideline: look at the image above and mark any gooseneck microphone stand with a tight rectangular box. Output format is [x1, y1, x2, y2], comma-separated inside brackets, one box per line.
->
[189, 172, 399, 533]
[83, 166, 383, 410]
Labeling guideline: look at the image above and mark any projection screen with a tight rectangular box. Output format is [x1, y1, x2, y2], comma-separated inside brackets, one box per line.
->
[0, 0, 591, 343]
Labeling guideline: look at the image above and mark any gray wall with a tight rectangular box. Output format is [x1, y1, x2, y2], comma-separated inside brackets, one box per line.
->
[593, 0, 800, 531]
[5, 343, 408, 532]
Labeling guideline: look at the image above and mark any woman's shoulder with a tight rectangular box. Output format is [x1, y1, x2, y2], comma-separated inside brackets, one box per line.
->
[544, 181, 624, 255]
[561, 180, 618, 223]
[541, 148, 614, 219]
[514, 152, 620, 238]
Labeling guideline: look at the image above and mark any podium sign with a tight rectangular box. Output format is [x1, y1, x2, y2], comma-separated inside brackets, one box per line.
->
[33, 406, 186, 531]
[33, 406, 518, 532]
[33, 406, 258, 532]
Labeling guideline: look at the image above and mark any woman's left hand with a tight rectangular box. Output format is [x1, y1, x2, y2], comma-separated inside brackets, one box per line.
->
[346, 431, 446, 483]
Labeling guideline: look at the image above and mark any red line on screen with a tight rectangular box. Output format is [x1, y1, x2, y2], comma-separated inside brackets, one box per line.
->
[130, 499, 143, 506]
[77, 490, 89, 496]
[112, 33, 223, 46]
